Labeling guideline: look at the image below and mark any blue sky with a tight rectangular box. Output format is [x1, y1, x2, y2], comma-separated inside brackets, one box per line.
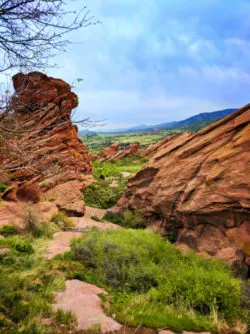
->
[49, 0, 250, 130]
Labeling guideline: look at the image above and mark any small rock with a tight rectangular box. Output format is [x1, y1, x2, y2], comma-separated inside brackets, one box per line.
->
[0, 248, 10, 255]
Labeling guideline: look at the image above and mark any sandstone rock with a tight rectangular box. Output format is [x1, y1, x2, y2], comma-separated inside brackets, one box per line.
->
[53, 280, 122, 332]
[139, 132, 192, 159]
[16, 182, 41, 203]
[3, 72, 92, 184]
[96, 142, 120, 161]
[96, 142, 140, 162]
[116, 104, 250, 263]
[1, 72, 93, 219]
[0, 248, 10, 255]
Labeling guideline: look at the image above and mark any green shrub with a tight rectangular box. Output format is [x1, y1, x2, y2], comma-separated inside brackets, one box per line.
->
[0, 224, 17, 237]
[103, 212, 124, 225]
[72, 229, 248, 331]
[34, 222, 60, 239]
[24, 207, 40, 235]
[82, 180, 125, 209]
[54, 308, 76, 325]
[93, 161, 120, 180]
[0, 183, 8, 193]
[12, 239, 33, 254]
[52, 212, 75, 228]
[104, 210, 145, 228]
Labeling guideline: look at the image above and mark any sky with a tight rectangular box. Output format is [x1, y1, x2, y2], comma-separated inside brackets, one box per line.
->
[49, 1, 250, 129]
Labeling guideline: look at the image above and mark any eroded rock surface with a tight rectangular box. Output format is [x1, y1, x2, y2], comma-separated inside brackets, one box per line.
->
[0, 72, 93, 221]
[116, 105, 250, 268]
[95, 142, 140, 162]
[53, 280, 122, 332]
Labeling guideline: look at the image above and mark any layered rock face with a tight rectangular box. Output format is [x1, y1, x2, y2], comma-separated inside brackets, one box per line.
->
[139, 132, 192, 159]
[116, 104, 250, 268]
[94, 142, 140, 162]
[0, 72, 93, 220]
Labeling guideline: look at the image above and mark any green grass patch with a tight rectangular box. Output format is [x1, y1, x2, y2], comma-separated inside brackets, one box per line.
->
[0, 224, 18, 237]
[71, 228, 249, 332]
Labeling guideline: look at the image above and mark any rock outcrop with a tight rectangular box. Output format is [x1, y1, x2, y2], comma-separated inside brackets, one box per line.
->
[95, 142, 140, 162]
[116, 104, 250, 270]
[0, 72, 93, 221]
[95, 142, 120, 161]
[139, 132, 192, 159]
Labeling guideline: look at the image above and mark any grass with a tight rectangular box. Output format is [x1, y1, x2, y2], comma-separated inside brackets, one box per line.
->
[52, 212, 75, 228]
[0, 230, 82, 333]
[71, 228, 249, 332]
[81, 130, 179, 153]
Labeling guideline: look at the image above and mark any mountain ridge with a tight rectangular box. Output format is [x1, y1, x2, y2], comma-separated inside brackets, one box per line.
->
[80, 108, 237, 134]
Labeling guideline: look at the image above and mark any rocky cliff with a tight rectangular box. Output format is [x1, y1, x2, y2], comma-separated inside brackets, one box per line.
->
[0, 72, 93, 221]
[116, 104, 250, 270]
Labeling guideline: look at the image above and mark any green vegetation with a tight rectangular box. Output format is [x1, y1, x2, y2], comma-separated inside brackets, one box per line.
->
[0, 228, 85, 333]
[82, 179, 126, 209]
[52, 212, 75, 228]
[81, 131, 178, 153]
[0, 224, 18, 237]
[0, 183, 8, 193]
[104, 210, 145, 228]
[54, 309, 76, 325]
[93, 156, 146, 180]
[72, 229, 249, 332]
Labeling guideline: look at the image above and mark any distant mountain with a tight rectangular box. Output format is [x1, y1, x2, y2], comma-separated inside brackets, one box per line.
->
[80, 108, 237, 134]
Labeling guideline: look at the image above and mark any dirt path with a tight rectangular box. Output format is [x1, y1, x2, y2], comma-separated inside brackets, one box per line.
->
[53, 280, 122, 332]
[45, 231, 82, 260]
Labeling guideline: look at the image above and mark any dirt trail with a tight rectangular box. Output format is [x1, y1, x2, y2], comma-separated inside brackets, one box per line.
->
[53, 280, 122, 332]
[45, 231, 82, 260]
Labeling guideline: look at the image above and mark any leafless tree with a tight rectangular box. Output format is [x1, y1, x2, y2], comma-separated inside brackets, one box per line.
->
[0, 0, 99, 73]
[0, 1, 100, 179]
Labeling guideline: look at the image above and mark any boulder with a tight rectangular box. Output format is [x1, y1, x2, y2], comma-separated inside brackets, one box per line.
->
[116, 104, 250, 265]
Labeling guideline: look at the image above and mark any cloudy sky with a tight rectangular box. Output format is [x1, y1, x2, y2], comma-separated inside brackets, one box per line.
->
[50, 0, 250, 130]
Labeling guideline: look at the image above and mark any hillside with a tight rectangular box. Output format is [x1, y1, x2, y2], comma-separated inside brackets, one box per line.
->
[80, 108, 237, 134]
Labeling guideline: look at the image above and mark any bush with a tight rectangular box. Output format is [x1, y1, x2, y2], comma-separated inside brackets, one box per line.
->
[0, 224, 17, 237]
[12, 239, 33, 254]
[93, 161, 120, 180]
[82, 180, 125, 209]
[52, 212, 75, 228]
[24, 207, 40, 235]
[34, 222, 60, 239]
[0, 183, 8, 193]
[72, 229, 248, 331]
[104, 210, 145, 228]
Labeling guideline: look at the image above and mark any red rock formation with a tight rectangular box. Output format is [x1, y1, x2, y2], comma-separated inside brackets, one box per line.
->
[116, 104, 250, 269]
[97, 142, 140, 162]
[139, 132, 192, 159]
[1, 72, 93, 218]
[95, 142, 120, 161]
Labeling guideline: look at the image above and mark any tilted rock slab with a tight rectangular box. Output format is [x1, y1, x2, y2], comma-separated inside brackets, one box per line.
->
[116, 104, 250, 267]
